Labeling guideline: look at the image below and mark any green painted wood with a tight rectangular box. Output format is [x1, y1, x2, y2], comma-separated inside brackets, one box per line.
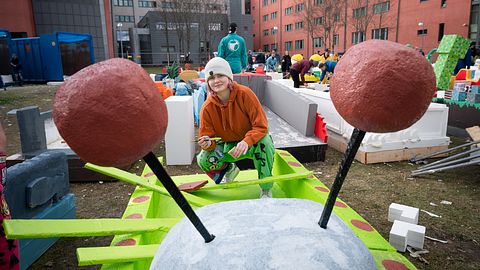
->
[85, 163, 212, 207]
[4, 218, 179, 239]
[77, 244, 158, 266]
[199, 171, 312, 191]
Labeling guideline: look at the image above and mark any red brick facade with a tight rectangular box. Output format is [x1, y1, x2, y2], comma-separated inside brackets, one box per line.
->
[252, 0, 471, 56]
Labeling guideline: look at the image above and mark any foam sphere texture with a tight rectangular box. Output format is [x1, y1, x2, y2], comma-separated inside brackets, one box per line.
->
[330, 40, 436, 133]
[53, 58, 168, 167]
[150, 199, 376, 270]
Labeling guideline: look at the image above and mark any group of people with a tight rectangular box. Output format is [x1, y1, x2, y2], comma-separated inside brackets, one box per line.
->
[196, 24, 341, 197]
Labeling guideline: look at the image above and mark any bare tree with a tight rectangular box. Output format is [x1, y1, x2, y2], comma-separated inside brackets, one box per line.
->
[293, 0, 322, 55]
[350, 0, 376, 44]
[316, 0, 347, 52]
[197, 0, 227, 64]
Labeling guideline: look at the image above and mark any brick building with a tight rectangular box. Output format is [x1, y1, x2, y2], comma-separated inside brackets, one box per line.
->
[252, 0, 474, 57]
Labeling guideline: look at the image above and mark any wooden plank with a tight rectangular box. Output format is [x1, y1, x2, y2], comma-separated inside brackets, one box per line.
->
[466, 126, 480, 147]
[327, 132, 449, 164]
[77, 244, 158, 266]
[85, 163, 213, 207]
[4, 218, 179, 239]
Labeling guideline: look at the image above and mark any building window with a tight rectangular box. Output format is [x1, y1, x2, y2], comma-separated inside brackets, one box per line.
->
[314, 0, 323, 5]
[438, 23, 445, 42]
[115, 15, 135, 22]
[295, 21, 304, 29]
[245, 0, 251, 14]
[373, 1, 390, 14]
[138, 1, 156, 8]
[271, 27, 278, 35]
[333, 34, 339, 46]
[271, 0, 277, 3]
[113, 0, 133, 7]
[271, 12, 278, 19]
[313, 37, 323, 48]
[263, 29, 269, 36]
[417, 29, 428, 35]
[285, 24, 293, 32]
[334, 13, 341, 22]
[285, 6, 293, 15]
[160, 46, 175, 53]
[264, 44, 270, 52]
[263, 0, 268, 6]
[161, 1, 175, 9]
[372, 27, 388, 40]
[263, 15, 269, 22]
[353, 7, 367, 18]
[271, 43, 277, 50]
[285, 41, 293, 51]
[295, 39, 304, 49]
[441, 0, 446, 8]
[352, 31, 365, 44]
[315, 17, 324, 25]
[295, 3, 305, 12]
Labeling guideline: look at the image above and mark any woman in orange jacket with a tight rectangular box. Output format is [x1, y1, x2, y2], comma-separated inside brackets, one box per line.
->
[196, 57, 275, 198]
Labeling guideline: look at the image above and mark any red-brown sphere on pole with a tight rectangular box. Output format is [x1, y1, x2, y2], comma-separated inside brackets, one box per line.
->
[330, 40, 436, 133]
[53, 58, 168, 167]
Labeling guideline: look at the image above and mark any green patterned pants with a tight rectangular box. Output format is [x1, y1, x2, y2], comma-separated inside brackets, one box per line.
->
[197, 135, 275, 190]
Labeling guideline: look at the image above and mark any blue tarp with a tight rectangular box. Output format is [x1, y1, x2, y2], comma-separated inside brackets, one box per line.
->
[57, 32, 91, 43]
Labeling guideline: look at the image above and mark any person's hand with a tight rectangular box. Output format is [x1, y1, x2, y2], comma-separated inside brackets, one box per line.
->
[229, 140, 248, 158]
[198, 136, 212, 149]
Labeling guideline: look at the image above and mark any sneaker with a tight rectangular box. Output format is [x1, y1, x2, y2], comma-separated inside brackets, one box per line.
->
[260, 189, 272, 199]
[221, 163, 240, 183]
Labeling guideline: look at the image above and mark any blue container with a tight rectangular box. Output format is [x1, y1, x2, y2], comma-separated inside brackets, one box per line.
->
[8, 37, 45, 81]
[9, 32, 95, 81]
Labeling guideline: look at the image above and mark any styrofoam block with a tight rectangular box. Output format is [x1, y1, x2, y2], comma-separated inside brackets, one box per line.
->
[389, 220, 426, 252]
[150, 74, 156, 81]
[165, 96, 195, 165]
[388, 203, 419, 224]
[266, 72, 283, 80]
[275, 78, 450, 152]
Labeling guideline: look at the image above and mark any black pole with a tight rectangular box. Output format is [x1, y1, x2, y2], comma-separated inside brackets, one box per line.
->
[143, 152, 215, 243]
[319, 128, 366, 229]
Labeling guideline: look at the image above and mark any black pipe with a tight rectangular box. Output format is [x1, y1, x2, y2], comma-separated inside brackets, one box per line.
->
[143, 152, 215, 243]
[319, 128, 366, 229]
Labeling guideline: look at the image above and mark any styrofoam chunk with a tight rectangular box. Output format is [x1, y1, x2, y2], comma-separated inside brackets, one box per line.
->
[389, 220, 426, 252]
[388, 203, 419, 224]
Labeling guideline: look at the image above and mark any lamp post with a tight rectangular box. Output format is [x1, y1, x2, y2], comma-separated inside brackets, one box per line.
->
[418, 22, 424, 51]
[273, 26, 278, 51]
[117, 23, 124, 58]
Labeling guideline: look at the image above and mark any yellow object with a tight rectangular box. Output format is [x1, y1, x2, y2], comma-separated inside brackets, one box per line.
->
[291, 54, 303, 62]
[309, 54, 322, 61]
[328, 53, 339, 62]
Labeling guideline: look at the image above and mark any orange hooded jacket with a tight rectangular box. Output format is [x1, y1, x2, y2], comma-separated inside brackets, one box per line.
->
[199, 82, 268, 151]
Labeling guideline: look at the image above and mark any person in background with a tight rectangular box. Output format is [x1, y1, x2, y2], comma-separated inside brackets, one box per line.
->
[319, 49, 330, 63]
[318, 60, 337, 82]
[9, 55, 22, 87]
[173, 79, 192, 96]
[289, 59, 319, 88]
[197, 57, 275, 198]
[217, 23, 247, 74]
[454, 41, 475, 75]
[281, 51, 292, 77]
[265, 49, 278, 72]
[247, 50, 254, 72]
[255, 49, 265, 65]
[0, 123, 20, 269]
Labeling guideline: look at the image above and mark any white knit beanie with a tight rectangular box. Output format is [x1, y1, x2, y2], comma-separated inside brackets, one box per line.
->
[204, 57, 233, 82]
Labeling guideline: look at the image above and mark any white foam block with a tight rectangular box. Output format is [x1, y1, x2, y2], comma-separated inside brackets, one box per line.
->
[149, 74, 156, 81]
[389, 220, 425, 252]
[165, 96, 195, 165]
[388, 203, 419, 224]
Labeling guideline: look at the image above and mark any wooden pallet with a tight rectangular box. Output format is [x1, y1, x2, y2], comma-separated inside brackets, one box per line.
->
[327, 132, 449, 164]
